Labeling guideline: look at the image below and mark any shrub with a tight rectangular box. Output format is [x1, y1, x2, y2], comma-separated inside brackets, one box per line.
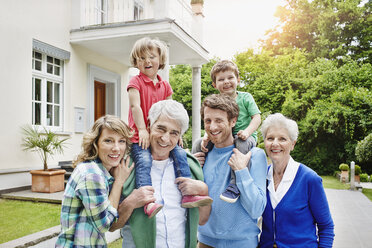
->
[339, 163, 349, 171]
[333, 170, 340, 177]
[182, 128, 193, 150]
[360, 173, 369, 182]
[355, 133, 372, 164]
[355, 164, 361, 175]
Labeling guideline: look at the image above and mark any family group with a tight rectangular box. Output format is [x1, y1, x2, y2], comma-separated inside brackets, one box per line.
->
[55, 37, 335, 248]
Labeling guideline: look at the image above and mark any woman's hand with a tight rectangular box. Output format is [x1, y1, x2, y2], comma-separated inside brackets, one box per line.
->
[228, 149, 252, 171]
[111, 156, 134, 184]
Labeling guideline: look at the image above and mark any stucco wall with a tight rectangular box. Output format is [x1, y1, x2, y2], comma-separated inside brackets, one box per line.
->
[0, 0, 130, 191]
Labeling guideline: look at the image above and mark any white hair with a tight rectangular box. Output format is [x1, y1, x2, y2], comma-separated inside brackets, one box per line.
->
[148, 100, 189, 135]
[261, 113, 299, 141]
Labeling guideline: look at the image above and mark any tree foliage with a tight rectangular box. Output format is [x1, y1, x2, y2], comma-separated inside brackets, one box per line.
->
[355, 133, 372, 173]
[169, 0, 372, 175]
[235, 49, 372, 174]
[262, 0, 372, 63]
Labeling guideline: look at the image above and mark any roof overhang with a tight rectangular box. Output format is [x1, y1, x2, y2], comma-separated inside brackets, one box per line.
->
[70, 18, 209, 66]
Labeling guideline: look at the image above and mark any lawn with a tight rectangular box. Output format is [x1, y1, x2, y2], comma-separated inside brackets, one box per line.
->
[321, 175, 372, 202]
[0, 199, 61, 244]
[321, 176, 350, 190]
[362, 188, 372, 202]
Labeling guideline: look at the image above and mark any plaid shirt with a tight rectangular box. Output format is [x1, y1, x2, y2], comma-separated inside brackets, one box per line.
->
[56, 159, 118, 247]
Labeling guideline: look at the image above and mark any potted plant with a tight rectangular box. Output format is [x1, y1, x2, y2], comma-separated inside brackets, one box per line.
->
[339, 163, 349, 183]
[21, 125, 69, 193]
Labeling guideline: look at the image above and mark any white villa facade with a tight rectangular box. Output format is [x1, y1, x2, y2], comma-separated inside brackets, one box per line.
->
[0, 0, 209, 192]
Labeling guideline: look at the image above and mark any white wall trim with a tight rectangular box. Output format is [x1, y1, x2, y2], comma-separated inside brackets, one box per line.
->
[87, 64, 121, 128]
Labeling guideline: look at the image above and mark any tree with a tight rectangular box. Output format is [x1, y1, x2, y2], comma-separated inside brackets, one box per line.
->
[262, 0, 372, 63]
[355, 133, 372, 173]
[235, 48, 371, 175]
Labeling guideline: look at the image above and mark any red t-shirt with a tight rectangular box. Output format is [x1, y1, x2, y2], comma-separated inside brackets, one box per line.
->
[127, 72, 173, 143]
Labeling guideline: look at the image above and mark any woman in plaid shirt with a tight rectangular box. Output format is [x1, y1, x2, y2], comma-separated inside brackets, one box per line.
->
[56, 115, 134, 247]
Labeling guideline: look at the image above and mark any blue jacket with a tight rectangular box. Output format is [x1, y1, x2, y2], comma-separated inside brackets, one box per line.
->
[259, 164, 335, 248]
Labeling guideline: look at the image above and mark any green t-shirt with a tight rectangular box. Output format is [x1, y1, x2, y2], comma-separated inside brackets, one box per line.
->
[234, 91, 261, 141]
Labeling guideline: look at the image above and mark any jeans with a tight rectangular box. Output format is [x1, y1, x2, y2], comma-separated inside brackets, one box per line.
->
[132, 143, 191, 188]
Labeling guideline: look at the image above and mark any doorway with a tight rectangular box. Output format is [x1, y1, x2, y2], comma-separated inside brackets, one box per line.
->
[94, 81, 106, 121]
[88, 64, 121, 128]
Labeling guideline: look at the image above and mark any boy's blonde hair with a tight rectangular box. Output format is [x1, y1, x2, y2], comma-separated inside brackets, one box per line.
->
[210, 60, 240, 83]
[130, 37, 167, 69]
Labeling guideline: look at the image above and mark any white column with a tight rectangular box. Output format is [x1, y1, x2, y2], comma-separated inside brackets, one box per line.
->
[191, 3, 204, 44]
[192, 65, 202, 145]
[350, 161, 355, 190]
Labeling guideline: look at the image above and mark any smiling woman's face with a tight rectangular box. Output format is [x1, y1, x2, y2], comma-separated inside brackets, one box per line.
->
[97, 128, 127, 171]
[264, 126, 296, 165]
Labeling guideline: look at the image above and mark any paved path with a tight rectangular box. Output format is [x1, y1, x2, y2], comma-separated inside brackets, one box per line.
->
[1, 190, 63, 203]
[325, 188, 372, 248]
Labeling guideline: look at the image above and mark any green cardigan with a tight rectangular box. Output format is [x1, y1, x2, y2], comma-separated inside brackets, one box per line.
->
[121, 153, 204, 248]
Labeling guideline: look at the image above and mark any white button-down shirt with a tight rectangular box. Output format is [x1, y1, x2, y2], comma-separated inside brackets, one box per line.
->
[151, 158, 186, 248]
[267, 156, 300, 209]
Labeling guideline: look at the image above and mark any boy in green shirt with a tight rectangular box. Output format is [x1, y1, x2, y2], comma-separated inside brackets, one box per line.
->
[192, 60, 261, 203]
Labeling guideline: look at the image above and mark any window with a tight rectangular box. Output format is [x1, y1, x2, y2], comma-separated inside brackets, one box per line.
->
[134, 0, 143, 21]
[96, 0, 107, 24]
[32, 50, 63, 130]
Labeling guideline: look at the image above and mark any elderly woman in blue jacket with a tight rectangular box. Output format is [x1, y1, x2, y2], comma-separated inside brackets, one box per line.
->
[259, 113, 334, 248]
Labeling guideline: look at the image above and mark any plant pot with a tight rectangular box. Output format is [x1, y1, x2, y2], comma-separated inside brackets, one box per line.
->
[191, 3, 203, 15]
[30, 169, 66, 193]
[340, 170, 349, 183]
[355, 175, 360, 183]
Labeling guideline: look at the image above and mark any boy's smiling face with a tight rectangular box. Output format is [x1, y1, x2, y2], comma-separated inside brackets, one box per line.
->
[212, 70, 240, 97]
[137, 48, 160, 81]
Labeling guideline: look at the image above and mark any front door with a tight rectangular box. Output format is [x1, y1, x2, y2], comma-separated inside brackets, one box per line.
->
[94, 81, 106, 121]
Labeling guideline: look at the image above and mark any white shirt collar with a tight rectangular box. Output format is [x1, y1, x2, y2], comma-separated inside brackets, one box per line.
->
[267, 156, 300, 209]
[267, 156, 299, 182]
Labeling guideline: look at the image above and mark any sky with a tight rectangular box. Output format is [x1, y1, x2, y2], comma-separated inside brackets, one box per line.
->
[203, 0, 286, 60]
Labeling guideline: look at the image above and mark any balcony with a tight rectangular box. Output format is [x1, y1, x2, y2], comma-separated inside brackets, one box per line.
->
[70, 0, 208, 66]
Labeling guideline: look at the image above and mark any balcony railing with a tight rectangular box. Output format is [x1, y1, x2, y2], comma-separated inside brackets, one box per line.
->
[76, 0, 194, 35]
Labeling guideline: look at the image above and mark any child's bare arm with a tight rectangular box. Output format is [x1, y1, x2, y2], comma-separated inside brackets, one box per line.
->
[201, 132, 210, 152]
[128, 88, 150, 149]
[237, 114, 261, 140]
